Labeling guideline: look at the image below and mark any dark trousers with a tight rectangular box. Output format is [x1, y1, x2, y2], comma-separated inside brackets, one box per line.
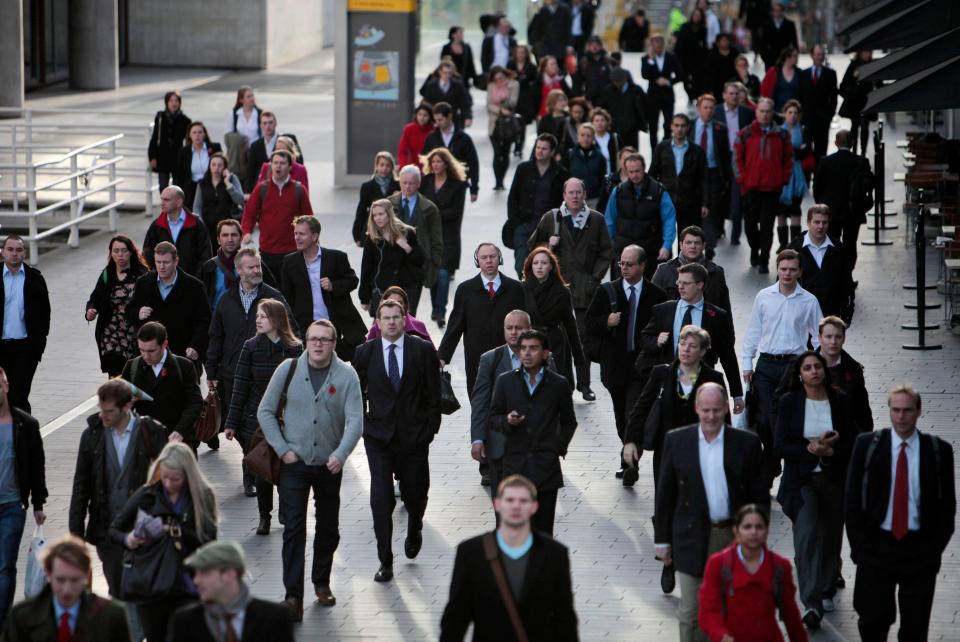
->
[407, 284, 423, 317]
[854, 532, 939, 642]
[791, 473, 844, 613]
[365, 436, 430, 565]
[97, 542, 125, 597]
[743, 190, 780, 265]
[849, 117, 872, 156]
[837, 217, 863, 269]
[512, 222, 534, 278]
[236, 430, 275, 518]
[807, 116, 831, 162]
[648, 91, 674, 148]
[0, 339, 40, 413]
[260, 252, 286, 287]
[488, 457, 504, 527]
[532, 488, 558, 537]
[277, 460, 343, 597]
[729, 186, 743, 242]
[138, 596, 195, 642]
[157, 171, 173, 197]
[619, 129, 639, 152]
[704, 169, 728, 247]
[752, 355, 793, 487]
[491, 136, 513, 188]
[676, 204, 701, 241]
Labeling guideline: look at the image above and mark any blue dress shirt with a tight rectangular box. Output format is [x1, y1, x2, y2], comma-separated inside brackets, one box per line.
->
[157, 272, 178, 300]
[671, 140, 688, 176]
[523, 367, 544, 395]
[673, 298, 704, 356]
[53, 597, 81, 635]
[1, 265, 27, 340]
[167, 209, 186, 243]
[694, 119, 717, 168]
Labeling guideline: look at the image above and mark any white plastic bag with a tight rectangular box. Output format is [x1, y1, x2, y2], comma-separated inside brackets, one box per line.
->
[24, 524, 47, 598]
[731, 383, 749, 431]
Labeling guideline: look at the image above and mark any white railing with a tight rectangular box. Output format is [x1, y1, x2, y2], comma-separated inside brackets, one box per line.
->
[0, 135, 124, 264]
[0, 107, 156, 217]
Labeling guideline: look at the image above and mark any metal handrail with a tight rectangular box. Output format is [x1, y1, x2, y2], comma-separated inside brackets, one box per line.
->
[25, 135, 125, 170]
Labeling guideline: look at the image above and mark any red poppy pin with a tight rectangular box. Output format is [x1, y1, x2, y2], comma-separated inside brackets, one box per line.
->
[706, 309, 716, 318]
[328, 385, 337, 395]
[160, 367, 167, 377]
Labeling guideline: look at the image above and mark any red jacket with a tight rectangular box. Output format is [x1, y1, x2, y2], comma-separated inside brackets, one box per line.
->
[397, 121, 435, 168]
[734, 120, 793, 194]
[760, 66, 779, 100]
[699, 545, 808, 642]
[240, 178, 313, 254]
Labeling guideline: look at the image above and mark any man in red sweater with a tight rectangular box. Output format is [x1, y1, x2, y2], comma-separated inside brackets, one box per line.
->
[734, 98, 793, 274]
[242, 149, 314, 279]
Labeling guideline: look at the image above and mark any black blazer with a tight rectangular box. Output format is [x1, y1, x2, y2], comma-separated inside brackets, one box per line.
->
[641, 52, 684, 97]
[649, 140, 708, 211]
[480, 35, 518, 74]
[281, 247, 367, 358]
[197, 254, 278, 307]
[688, 118, 733, 185]
[438, 273, 526, 396]
[353, 335, 442, 447]
[713, 104, 754, 136]
[799, 65, 838, 123]
[507, 160, 569, 228]
[0, 263, 51, 360]
[126, 268, 211, 358]
[489, 368, 578, 491]
[245, 136, 269, 192]
[757, 18, 799, 69]
[788, 234, 855, 322]
[420, 77, 473, 129]
[166, 598, 295, 642]
[845, 428, 956, 567]
[655, 424, 768, 576]
[142, 211, 213, 276]
[439, 531, 578, 642]
[583, 278, 667, 387]
[813, 148, 872, 224]
[528, 3, 572, 60]
[421, 173, 469, 271]
[121, 353, 203, 443]
[422, 129, 480, 195]
[639, 300, 742, 397]
[8, 407, 47, 511]
[173, 143, 223, 208]
[353, 177, 400, 244]
[625, 361, 726, 450]
[148, 110, 191, 174]
[821, 348, 873, 433]
[441, 41, 478, 87]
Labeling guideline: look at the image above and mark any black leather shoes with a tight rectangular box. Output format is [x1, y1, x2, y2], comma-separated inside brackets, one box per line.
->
[580, 386, 596, 401]
[244, 483, 257, 497]
[622, 466, 639, 487]
[802, 608, 821, 629]
[374, 564, 394, 582]
[315, 585, 336, 607]
[405, 531, 423, 559]
[660, 564, 676, 593]
[615, 469, 625, 479]
[256, 517, 270, 536]
[758, 264, 770, 274]
[283, 597, 303, 622]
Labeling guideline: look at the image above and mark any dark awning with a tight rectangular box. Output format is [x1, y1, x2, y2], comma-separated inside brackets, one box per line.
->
[863, 56, 960, 113]
[858, 27, 960, 82]
[836, 0, 914, 36]
[844, 0, 960, 52]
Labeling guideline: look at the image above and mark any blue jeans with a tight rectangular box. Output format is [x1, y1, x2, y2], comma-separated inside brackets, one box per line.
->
[0, 501, 26, 628]
[512, 223, 533, 278]
[430, 269, 452, 319]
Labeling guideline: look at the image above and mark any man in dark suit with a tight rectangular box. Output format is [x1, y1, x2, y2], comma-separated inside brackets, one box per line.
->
[439, 475, 578, 642]
[438, 243, 525, 398]
[651, 225, 732, 314]
[596, 67, 648, 151]
[281, 216, 366, 359]
[799, 45, 838, 163]
[813, 129, 873, 268]
[489, 330, 578, 536]
[640, 263, 743, 404]
[845, 385, 955, 642]
[480, 16, 517, 77]
[388, 166, 443, 316]
[422, 102, 480, 200]
[714, 82, 754, 245]
[0, 235, 50, 413]
[169, 540, 295, 642]
[585, 245, 667, 480]
[690, 95, 732, 249]
[126, 241, 210, 370]
[648, 114, 708, 237]
[353, 300, 441, 583]
[143, 186, 212, 275]
[757, 2, 798, 70]
[789, 205, 855, 323]
[655, 383, 767, 641]
[528, 0, 572, 61]
[244, 110, 278, 192]
[121, 322, 203, 447]
[641, 33, 684, 148]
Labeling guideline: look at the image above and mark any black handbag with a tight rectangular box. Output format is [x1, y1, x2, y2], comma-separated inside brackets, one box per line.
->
[493, 114, 523, 142]
[440, 371, 461, 415]
[119, 521, 182, 603]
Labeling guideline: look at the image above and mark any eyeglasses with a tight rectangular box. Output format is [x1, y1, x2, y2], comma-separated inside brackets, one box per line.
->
[618, 261, 638, 268]
[676, 280, 697, 288]
[306, 337, 336, 345]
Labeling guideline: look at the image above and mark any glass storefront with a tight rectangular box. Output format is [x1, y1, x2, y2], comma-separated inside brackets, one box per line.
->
[23, 0, 70, 90]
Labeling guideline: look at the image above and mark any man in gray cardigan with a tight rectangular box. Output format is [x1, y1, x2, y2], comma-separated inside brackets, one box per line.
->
[257, 319, 363, 621]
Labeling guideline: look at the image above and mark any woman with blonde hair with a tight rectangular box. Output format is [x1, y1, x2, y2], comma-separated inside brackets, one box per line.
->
[255, 135, 309, 188]
[226, 298, 304, 534]
[353, 151, 400, 245]
[359, 199, 426, 316]
[420, 147, 468, 327]
[110, 441, 218, 642]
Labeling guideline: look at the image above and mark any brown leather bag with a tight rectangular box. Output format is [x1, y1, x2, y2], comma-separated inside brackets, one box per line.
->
[242, 360, 297, 484]
[482, 532, 530, 642]
[192, 390, 221, 443]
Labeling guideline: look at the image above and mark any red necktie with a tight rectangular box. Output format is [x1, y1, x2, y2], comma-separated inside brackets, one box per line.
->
[813, 66, 819, 84]
[57, 612, 72, 642]
[488, 282, 496, 299]
[699, 125, 708, 151]
[891, 442, 909, 540]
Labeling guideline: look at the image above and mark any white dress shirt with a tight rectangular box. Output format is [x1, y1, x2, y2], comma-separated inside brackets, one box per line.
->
[441, 126, 455, 147]
[803, 398, 833, 472]
[230, 107, 260, 143]
[483, 273, 503, 294]
[304, 246, 330, 322]
[190, 146, 209, 182]
[493, 34, 511, 68]
[802, 232, 833, 269]
[741, 282, 823, 370]
[381, 334, 405, 378]
[699, 425, 730, 522]
[881, 430, 922, 532]
[151, 350, 168, 378]
[594, 131, 612, 172]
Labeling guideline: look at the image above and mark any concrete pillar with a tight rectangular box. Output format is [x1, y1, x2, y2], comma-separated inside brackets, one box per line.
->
[0, 0, 25, 110]
[69, 0, 119, 90]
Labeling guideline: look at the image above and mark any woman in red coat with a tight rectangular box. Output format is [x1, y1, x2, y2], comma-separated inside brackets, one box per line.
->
[699, 505, 808, 642]
[397, 104, 435, 168]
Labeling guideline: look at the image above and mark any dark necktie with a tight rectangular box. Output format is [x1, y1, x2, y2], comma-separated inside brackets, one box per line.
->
[681, 303, 694, 329]
[891, 443, 909, 540]
[388, 344, 401, 392]
[626, 286, 637, 351]
[487, 281, 496, 299]
[224, 613, 239, 642]
[57, 613, 71, 642]
[813, 66, 819, 84]
[699, 125, 708, 152]
[402, 198, 411, 223]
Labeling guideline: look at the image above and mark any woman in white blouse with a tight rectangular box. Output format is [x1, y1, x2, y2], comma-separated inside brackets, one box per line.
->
[173, 121, 222, 210]
[224, 85, 261, 177]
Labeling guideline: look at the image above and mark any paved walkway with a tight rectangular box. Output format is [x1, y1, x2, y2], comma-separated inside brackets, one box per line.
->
[12, 50, 960, 641]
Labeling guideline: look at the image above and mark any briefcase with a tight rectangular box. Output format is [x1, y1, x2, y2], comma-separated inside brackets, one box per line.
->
[193, 390, 221, 443]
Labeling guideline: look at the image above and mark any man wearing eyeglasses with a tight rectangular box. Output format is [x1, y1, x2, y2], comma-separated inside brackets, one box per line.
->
[257, 319, 364, 620]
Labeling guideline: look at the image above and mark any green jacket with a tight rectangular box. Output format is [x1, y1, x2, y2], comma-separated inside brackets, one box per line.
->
[388, 192, 443, 287]
[0, 587, 129, 642]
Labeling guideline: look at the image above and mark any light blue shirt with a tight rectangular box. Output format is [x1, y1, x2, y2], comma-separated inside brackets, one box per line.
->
[400, 194, 419, 223]
[736, 544, 764, 567]
[157, 272, 178, 300]
[1, 265, 27, 340]
[523, 367, 544, 395]
[305, 246, 330, 322]
[53, 597, 81, 635]
[604, 184, 678, 251]
[673, 298, 704, 356]
[166, 209, 186, 243]
[510, 349, 521, 370]
[111, 412, 136, 466]
[694, 119, 717, 168]
[497, 531, 534, 560]
[671, 140, 688, 176]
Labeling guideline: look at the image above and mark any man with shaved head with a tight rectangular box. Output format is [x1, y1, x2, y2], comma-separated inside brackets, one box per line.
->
[143, 185, 212, 275]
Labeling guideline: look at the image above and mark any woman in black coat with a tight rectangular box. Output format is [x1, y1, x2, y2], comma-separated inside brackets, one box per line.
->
[732, 54, 761, 103]
[191, 152, 243, 242]
[225, 299, 303, 534]
[440, 26, 478, 88]
[147, 91, 191, 196]
[675, 9, 709, 104]
[359, 199, 426, 316]
[84, 235, 150, 376]
[623, 325, 726, 484]
[537, 90, 577, 161]
[773, 351, 856, 626]
[173, 121, 222, 211]
[508, 45, 539, 156]
[420, 60, 473, 130]
[110, 442, 217, 642]
[421, 148, 468, 326]
[839, 51, 882, 156]
[353, 152, 400, 246]
[522, 247, 586, 394]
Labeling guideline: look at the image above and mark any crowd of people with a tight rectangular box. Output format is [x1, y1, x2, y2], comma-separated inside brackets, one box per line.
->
[0, 2, 954, 642]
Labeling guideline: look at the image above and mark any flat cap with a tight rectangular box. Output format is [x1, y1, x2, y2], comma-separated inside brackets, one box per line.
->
[185, 540, 246, 571]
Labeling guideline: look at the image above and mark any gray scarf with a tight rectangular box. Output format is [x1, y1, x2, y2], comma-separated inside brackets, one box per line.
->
[373, 174, 393, 195]
[203, 582, 252, 642]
